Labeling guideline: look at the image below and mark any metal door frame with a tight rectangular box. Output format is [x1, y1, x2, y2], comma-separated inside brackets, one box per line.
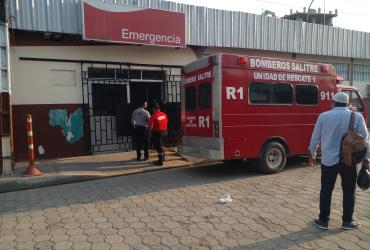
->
[81, 61, 182, 154]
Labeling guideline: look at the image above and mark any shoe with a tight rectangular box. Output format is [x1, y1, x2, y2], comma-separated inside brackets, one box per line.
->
[136, 157, 141, 161]
[313, 219, 329, 230]
[341, 221, 361, 230]
[153, 160, 163, 166]
[143, 155, 149, 161]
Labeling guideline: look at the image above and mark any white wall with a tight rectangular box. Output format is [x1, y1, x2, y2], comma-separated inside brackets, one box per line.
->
[11, 45, 196, 105]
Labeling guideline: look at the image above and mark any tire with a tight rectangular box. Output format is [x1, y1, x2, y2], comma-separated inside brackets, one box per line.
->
[259, 141, 287, 174]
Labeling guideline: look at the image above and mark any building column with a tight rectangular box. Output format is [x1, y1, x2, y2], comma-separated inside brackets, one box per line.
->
[349, 58, 354, 86]
[0, 22, 13, 176]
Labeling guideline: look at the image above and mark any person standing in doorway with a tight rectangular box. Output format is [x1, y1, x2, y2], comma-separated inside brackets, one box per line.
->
[148, 102, 168, 166]
[309, 92, 370, 230]
[131, 100, 151, 161]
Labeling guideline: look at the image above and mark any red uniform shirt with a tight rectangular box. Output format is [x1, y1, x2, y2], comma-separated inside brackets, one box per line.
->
[148, 111, 168, 132]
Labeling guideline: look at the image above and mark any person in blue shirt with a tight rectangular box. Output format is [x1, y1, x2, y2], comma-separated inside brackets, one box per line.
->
[309, 92, 370, 230]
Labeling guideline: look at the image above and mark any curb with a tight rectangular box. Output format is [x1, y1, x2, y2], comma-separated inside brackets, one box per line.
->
[0, 161, 222, 193]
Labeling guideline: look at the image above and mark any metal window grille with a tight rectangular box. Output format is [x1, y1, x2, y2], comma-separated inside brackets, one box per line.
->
[81, 62, 181, 153]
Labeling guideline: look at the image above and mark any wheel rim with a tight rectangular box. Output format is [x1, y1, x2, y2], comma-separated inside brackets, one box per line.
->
[266, 148, 283, 169]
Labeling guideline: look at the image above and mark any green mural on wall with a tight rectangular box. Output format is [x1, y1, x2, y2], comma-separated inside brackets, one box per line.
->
[49, 108, 84, 143]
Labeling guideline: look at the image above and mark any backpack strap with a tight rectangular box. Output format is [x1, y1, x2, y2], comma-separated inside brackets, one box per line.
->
[348, 112, 355, 132]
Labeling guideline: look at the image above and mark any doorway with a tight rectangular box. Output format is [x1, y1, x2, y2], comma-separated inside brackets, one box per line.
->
[130, 81, 163, 109]
[81, 62, 181, 153]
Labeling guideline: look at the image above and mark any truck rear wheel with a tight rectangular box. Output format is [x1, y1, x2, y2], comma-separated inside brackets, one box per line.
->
[259, 142, 286, 174]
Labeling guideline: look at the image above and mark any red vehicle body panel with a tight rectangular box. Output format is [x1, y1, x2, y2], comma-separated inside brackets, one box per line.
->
[183, 67, 214, 137]
[181, 54, 366, 161]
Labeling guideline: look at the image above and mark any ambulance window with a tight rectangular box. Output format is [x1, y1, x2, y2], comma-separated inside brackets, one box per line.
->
[273, 84, 292, 104]
[249, 83, 292, 104]
[198, 83, 211, 109]
[296, 85, 318, 105]
[185, 86, 196, 110]
[249, 83, 270, 103]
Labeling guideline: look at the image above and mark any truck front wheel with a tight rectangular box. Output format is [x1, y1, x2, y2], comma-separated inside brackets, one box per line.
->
[259, 142, 287, 174]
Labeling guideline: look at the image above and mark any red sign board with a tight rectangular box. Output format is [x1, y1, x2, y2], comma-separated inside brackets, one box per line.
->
[82, 0, 186, 47]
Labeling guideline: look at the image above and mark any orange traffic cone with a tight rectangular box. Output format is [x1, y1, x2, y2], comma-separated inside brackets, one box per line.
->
[23, 163, 43, 177]
[23, 114, 43, 177]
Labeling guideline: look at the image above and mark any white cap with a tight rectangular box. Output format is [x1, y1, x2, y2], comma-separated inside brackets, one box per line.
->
[332, 92, 349, 104]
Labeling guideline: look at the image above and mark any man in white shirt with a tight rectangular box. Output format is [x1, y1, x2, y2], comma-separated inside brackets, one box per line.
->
[131, 100, 151, 161]
[309, 92, 369, 230]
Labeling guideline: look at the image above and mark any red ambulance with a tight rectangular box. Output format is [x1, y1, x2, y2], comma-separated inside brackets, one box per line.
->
[179, 53, 367, 173]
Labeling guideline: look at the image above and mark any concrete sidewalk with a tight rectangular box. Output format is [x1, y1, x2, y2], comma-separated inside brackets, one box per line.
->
[0, 149, 193, 193]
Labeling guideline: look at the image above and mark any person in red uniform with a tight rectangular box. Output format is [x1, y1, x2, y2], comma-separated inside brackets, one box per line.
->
[148, 102, 168, 166]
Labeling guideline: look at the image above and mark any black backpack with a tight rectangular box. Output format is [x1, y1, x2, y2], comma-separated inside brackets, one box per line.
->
[357, 167, 370, 190]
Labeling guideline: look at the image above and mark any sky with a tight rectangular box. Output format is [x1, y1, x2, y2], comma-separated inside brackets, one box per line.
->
[172, 0, 370, 33]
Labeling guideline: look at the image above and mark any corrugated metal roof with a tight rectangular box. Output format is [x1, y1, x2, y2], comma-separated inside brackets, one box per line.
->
[8, 0, 370, 59]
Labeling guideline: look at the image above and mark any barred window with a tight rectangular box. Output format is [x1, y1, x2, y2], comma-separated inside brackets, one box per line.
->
[88, 68, 164, 80]
[92, 84, 127, 116]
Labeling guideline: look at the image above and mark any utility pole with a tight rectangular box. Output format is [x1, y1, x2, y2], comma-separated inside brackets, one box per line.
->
[0, 0, 12, 175]
[323, 0, 326, 25]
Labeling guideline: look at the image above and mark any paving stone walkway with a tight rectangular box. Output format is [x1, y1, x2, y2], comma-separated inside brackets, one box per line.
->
[0, 159, 369, 249]
[0, 150, 190, 193]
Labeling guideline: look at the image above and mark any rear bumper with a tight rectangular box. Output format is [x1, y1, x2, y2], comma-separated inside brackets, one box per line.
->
[178, 136, 224, 161]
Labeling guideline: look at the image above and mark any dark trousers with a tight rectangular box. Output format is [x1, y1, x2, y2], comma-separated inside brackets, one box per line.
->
[134, 126, 149, 159]
[319, 163, 357, 223]
[151, 131, 166, 162]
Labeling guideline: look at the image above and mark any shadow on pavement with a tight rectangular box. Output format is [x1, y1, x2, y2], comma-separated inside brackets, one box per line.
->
[231, 222, 341, 250]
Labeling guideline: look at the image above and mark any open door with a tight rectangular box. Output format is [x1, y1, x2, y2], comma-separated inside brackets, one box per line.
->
[130, 82, 163, 111]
